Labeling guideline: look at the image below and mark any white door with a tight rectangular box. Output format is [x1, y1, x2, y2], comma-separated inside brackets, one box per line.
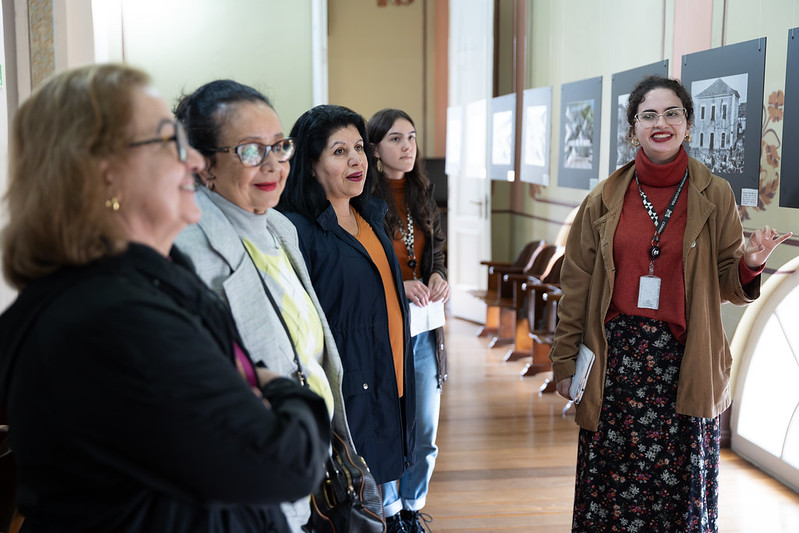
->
[446, 0, 493, 323]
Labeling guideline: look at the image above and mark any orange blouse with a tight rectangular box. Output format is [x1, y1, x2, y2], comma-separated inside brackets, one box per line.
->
[354, 210, 405, 397]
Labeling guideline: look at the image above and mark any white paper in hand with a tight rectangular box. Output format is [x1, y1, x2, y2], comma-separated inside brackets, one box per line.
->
[409, 300, 446, 337]
[569, 343, 596, 404]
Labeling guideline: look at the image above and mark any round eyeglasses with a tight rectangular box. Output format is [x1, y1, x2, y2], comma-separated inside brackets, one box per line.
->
[128, 119, 188, 162]
[634, 108, 687, 127]
[208, 138, 295, 167]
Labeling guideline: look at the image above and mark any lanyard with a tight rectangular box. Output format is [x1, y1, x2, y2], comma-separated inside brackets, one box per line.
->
[634, 168, 689, 275]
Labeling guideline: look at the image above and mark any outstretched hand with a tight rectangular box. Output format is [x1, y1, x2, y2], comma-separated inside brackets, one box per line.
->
[743, 225, 792, 269]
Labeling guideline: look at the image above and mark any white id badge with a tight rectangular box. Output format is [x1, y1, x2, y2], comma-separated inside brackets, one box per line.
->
[637, 275, 661, 310]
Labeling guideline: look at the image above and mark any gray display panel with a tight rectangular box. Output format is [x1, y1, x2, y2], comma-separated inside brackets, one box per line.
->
[681, 38, 766, 206]
[558, 76, 602, 190]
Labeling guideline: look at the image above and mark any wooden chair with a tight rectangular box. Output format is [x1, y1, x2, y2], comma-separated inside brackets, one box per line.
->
[469, 240, 545, 339]
[499, 246, 564, 360]
[522, 282, 563, 380]
[484, 243, 560, 349]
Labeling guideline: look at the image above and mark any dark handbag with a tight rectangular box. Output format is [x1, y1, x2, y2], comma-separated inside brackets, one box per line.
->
[304, 431, 385, 533]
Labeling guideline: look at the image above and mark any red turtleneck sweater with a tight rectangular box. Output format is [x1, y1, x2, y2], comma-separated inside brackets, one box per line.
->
[606, 147, 761, 344]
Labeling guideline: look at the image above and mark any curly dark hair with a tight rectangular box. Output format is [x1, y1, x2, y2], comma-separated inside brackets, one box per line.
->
[626, 75, 694, 141]
[367, 108, 435, 236]
[277, 104, 375, 219]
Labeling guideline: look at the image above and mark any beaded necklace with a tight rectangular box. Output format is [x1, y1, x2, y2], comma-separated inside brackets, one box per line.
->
[400, 206, 418, 279]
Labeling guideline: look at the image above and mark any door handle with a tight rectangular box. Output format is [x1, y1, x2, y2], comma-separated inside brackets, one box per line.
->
[469, 200, 483, 218]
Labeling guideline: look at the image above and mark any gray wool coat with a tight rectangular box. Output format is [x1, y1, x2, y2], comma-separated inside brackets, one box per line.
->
[175, 186, 354, 532]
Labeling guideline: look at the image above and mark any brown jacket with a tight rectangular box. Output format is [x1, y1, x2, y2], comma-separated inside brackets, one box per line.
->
[550, 157, 760, 431]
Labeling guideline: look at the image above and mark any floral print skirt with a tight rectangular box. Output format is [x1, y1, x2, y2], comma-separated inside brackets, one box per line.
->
[572, 315, 720, 533]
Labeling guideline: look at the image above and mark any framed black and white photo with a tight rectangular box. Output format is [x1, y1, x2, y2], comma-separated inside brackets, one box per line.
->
[781, 28, 799, 208]
[488, 93, 516, 182]
[609, 61, 669, 175]
[558, 76, 602, 190]
[520, 86, 552, 185]
[681, 38, 766, 206]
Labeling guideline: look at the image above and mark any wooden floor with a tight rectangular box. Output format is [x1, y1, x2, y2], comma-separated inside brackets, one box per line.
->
[423, 318, 799, 532]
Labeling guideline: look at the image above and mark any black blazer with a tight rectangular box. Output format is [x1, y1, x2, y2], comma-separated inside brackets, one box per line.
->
[0, 244, 330, 532]
[283, 197, 416, 484]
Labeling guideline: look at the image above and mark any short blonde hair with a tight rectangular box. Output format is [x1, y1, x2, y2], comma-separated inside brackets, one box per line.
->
[2, 63, 151, 289]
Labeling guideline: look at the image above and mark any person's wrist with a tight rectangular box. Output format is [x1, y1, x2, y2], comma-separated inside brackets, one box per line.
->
[743, 256, 764, 270]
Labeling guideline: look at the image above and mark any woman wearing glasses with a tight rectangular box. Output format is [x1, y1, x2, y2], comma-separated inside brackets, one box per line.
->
[550, 75, 790, 531]
[0, 64, 329, 532]
[173, 81, 358, 532]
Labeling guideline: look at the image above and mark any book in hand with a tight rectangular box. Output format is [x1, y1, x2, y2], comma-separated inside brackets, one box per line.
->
[569, 343, 595, 404]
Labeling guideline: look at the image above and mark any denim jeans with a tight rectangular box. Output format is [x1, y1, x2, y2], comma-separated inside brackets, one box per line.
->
[382, 330, 441, 516]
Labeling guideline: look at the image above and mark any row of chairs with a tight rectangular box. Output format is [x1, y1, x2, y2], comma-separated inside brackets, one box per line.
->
[470, 240, 565, 385]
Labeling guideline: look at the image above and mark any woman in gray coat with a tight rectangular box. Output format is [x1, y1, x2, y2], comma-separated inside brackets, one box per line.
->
[173, 80, 355, 533]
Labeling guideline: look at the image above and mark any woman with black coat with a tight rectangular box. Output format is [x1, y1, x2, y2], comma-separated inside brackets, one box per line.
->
[277, 105, 416, 528]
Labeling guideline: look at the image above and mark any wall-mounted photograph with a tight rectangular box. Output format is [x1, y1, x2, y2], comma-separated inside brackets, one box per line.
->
[558, 76, 602, 190]
[681, 38, 766, 206]
[689, 73, 748, 175]
[524, 106, 547, 166]
[489, 93, 516, 181]
[780, 27, 799, 208]
[609, 61, 669, 175]
[520, 86, 552, 185]
[563, 100, 594, 169]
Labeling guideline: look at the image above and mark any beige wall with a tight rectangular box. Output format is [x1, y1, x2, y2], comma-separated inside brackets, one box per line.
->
[710, 0, 799, 334]
[498, 0, 799, 258]
[494, 0, 799, 341]
[5, 0, 799, 315]
[495, 0, 678, 259]
[97, 0, 316, 130]
[328, 0, 439, 156]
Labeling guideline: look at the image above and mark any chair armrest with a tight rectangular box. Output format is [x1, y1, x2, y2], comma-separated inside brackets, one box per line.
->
[542, 287, 563, 302]
[480, 260, 513, 268]
[520, 277, 551, 292]
[503, 273, 530, 283]
[491, 265, 524, 276]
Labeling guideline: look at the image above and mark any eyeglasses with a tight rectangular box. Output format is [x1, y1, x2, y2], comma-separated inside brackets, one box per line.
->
[208, 138, 295, 167]
[634, 108, 687, 127]
[128, 120, 188, 162]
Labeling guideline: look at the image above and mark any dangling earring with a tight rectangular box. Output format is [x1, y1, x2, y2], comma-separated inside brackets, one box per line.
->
[631, 137, 640, 147]
[202, 171, 216, 191]
[376, 158, 383, 173]
[105, 196, 120, 212]
[684, 132, 692, 143]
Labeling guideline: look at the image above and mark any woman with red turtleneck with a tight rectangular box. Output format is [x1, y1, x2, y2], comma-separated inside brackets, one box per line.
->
[550, 75, 791, 532]
[368, 108, 448, 533]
